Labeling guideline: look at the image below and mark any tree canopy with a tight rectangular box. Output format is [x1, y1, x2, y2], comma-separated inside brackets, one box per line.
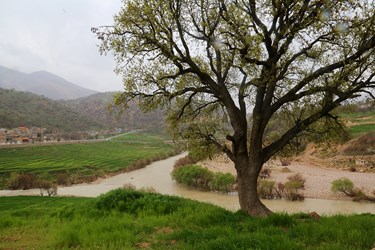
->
[94, 0, 375, 216]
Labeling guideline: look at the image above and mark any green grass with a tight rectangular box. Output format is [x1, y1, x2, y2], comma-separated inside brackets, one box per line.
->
[1, 191, 374, 249]
[339, 111, 375, 137]
[0, 132, 175, 188]
[340, 111, 375, 123]
[348, 124, 375, 137]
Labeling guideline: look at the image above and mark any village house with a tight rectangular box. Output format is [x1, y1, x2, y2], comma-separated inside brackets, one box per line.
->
[0, 131, 6, 144]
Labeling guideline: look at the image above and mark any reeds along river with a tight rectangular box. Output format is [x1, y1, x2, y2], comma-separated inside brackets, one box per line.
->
[1, 153, 374, 215]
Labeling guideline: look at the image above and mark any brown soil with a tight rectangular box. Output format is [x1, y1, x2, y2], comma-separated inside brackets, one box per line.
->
[200, 150, 375, 201]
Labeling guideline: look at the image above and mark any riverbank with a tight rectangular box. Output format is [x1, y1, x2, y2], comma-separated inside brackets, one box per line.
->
[200, 155, 375, 201]
[1, 193, 375, 249]
[2, 153, 375, 215]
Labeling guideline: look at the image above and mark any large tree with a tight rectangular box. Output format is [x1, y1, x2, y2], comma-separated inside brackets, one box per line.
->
[93, 0, 375, 216]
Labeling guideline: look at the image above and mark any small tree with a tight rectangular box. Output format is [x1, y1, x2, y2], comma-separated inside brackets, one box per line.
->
[37, 180, 58, 197]
[331, 177, 355, 197]
[94, 0, 375, 216]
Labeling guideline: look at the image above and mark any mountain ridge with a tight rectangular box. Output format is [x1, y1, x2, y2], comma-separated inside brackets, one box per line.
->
[0, 65, 98, 100]
[0, 88, 102, 131]
[0, 88, 166, 132]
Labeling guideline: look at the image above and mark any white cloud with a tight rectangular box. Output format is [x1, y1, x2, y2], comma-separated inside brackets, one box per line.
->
[0, 0, 124, 92]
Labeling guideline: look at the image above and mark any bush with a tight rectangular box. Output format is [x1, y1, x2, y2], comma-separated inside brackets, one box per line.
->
[284, 181, 304, 201]
[280, 159, 291, 166]
[172, 165, 213, 191]
[257, 179, 276, 199]
[331, 177, 355, 196]
[331, 178, 375, 202]
[36, 180, 58, 196]
[127, 159, 152, 171]
[96, 188, 184, 215]
[287, 173, 306, 188]
[274, 182, 285, 199]
[56, 173, 70, 186]
[174, 155, 199, 168]
[8, 173, 36, 190]
[259, 168, 271, 179]
[210, 172, 236, 193]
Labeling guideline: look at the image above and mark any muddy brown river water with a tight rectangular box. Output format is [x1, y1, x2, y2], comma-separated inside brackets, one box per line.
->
[1, 153, 374, 215]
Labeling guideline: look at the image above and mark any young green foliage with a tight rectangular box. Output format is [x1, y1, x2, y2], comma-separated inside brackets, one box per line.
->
[94, 0, 375, 216]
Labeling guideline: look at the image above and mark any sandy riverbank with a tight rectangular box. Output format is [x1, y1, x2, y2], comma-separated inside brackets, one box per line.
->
[200, 155, 375, 200]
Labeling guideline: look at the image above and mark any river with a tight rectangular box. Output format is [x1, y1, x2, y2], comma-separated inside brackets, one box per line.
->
[1, 153, 374, 215]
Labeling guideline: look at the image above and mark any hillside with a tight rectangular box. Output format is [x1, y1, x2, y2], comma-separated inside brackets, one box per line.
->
[0, 88, 102, 131]
[0, 88, 166, 132]
[0, 65, 97, 100]
[61, 92, 166, 131]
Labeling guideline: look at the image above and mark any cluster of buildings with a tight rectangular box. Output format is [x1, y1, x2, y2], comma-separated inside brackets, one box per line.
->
[0, 127, 48, 144]
[0, 127, 126, 145]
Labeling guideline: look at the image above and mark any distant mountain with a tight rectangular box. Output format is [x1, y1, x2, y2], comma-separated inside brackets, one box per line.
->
[61, 92, 166, 131]
[0, 88, 103, 131]
[0, 65, 97, 100]
[0, 88, 166, 132]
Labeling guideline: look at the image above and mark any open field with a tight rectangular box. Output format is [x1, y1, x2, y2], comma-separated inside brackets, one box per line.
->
[1, 190, 375, 249]
[349, 124, 375, 137]
[0, 133, 175, 189]
[341, 110, 375, 137]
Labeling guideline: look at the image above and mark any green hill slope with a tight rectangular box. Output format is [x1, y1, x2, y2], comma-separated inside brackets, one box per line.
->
[0, 88, 102, 130]
[62, 92, 166, 131]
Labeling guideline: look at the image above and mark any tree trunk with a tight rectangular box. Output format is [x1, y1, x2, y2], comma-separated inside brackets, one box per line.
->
[236, 160, 272, 216]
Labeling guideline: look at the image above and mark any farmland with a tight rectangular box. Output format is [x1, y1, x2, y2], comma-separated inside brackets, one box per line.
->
[0, 132, 176, 189]
[341, 110, 375, 137]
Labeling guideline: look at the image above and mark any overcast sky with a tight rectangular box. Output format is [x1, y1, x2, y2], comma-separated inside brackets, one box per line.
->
[0, 0, 124, 92]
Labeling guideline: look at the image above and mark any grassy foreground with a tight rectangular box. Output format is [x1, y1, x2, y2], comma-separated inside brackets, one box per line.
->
[0, 132, 175, 188]
[1, 190, 374, 250]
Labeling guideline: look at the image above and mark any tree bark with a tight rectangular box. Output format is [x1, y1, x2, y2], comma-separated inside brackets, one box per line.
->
[236, 159, 272, 216]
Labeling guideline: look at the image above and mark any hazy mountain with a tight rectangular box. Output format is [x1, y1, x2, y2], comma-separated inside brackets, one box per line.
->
[0, 88, 166, 132]
[61, 92, 166, 131]
[0, 88, 103, 131]
[0, 65, 97, 100]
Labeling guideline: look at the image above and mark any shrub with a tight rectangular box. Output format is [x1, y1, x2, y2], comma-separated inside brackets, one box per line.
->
[287, 173, 306, 188]
[210, 172, 236, 193]
[8, 173, 36, 190]
[349, 166, 357, 172]
[274, 182, 285, 199]
[36, 180, 58, 196]
[257, 179, 276, 199]
[174, 155, 199, 168]
[96, 188, 184, 215]
[259, 168, 271, 179]
[280, 159, 291, 166]
[284, 181, 304, 201]
[123, 183, 156, 193]
[127, 159, 152, 171]
[56, 173, 70, 186]
[172, 165, 213, 191]
[331, 177, 355, 197]
[331, 178, 375, 202]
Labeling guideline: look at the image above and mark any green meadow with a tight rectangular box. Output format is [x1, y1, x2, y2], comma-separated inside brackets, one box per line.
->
[340, 110, 375, 137]
[1, 190, 374, 249]
[0, 132, 175, 188]
[348, 124, 375, 137]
